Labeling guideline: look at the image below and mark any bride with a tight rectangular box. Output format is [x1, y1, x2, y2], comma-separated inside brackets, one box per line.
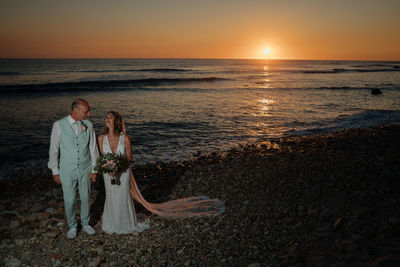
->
[98, 111, 149, 234]
[98, 111, 224, 234]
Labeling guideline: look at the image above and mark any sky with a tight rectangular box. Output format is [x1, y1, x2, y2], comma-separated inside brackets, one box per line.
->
[1, 0, 399, 60]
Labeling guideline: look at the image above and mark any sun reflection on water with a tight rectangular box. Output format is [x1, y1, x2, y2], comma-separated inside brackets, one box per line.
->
[260, 65, 271, 88]
[255, 98, 274, 117]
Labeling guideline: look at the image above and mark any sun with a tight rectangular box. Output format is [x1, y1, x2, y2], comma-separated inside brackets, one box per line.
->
[264, 48, 270, 55]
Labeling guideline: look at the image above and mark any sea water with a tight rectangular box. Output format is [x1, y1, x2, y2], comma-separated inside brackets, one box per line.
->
[0, 59, 399, 179]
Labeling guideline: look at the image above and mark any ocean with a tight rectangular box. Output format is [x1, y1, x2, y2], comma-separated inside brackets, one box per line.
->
[0, 59, 399, 180]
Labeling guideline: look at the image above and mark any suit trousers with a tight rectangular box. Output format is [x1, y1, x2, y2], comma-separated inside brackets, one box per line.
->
[60, 167, 91, 229]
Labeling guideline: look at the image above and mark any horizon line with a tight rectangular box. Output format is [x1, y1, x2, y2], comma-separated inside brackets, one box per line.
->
[1, 57, 400, 62]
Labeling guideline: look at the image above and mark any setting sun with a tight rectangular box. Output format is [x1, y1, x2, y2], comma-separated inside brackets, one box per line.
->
[264, 49, 270, 55]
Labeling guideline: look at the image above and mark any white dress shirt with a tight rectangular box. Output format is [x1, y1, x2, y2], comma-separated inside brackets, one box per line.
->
[48, 115, 98, 175]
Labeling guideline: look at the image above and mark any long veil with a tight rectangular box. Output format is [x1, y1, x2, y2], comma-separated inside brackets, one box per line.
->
[129, 169, 225, 219]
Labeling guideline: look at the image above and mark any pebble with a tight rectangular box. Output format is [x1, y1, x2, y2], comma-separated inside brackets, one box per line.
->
[4, 258, 20, 267]
[388, 217, 400, 225]
[333, 217, 342, 230]
[36, 212, 50, 220]
[89, 258, 102, 267]
[45, 207, 58, 215]
[42, 232, 59, 238]
[14, 239, 24, 246]
[9, 220, 20, 228]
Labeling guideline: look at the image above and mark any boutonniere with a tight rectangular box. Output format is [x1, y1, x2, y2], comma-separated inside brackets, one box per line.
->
[81, 121, 88, 132]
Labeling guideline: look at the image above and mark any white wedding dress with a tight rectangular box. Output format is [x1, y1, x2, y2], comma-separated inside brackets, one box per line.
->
[101, 134, 150, 234]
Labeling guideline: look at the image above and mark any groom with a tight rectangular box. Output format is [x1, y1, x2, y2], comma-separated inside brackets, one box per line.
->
[48, 98, 99, 239]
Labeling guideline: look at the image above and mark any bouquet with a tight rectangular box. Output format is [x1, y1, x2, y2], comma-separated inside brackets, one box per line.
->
[94, 153, 129, 185]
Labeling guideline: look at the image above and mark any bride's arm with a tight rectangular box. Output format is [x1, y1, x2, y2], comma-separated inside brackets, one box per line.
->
[124, 134, 132, 163]
[98, 135, 104, 154]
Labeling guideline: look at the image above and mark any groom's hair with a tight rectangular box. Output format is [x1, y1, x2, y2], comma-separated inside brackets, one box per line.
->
[71, 98, 89, 111]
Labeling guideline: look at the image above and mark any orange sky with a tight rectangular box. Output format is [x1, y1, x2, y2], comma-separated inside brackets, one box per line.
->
[1, 0, 399, 60]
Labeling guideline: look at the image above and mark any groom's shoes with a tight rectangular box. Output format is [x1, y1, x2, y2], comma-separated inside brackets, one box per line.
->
[83, 225, 96, 235]
[67, 228, 77, 239]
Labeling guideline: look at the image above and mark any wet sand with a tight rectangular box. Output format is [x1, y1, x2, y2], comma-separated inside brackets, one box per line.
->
[1, 124, 400, 266]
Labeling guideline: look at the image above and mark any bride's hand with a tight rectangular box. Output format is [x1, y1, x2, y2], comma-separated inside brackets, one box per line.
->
[89, 173, 97, 183]
[53, 175, 61, 184]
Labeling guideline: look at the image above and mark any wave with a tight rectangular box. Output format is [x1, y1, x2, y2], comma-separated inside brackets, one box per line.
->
[315, 86, 399, 91]
[244, 66, 400, 79]
[59, 68, 192, 73]
[299, 67, 400, 74]
[249, 83, 399, 91]
[0, 77, 227, 94]
[286, 110, 400, 136]
[134, 121, 212, 132]
[134, 68, 192, 72]
[0, 71, 21, 76]
[353, 64, 393, 68]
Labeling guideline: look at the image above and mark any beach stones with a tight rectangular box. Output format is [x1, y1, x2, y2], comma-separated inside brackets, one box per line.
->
[1, 125, 400, 266]
[4, 257, 20, 267]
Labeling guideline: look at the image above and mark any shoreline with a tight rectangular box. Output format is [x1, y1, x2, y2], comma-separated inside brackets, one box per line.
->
[1, 125, 400, 266]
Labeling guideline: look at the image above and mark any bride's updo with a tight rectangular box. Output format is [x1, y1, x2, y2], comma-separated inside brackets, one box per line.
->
[102, 111, 124, 135]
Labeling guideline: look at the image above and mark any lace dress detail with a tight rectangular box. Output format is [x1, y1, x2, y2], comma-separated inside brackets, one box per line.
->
[101, 134, 149, 234]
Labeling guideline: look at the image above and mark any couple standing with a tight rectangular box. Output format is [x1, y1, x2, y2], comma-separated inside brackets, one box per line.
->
[49, 98, 224, 239]
[48, 98, 147, 238]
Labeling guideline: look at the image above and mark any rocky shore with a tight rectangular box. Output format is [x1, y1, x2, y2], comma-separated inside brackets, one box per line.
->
[1, 124, 400, 266]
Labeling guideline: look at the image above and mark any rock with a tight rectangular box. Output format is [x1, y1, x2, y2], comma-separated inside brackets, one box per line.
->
[371, 89, 382, 95]
[9, 220, 20, 228]
[247, 263, 261, 267]
[14, 239, 24, 246]
[91, 247, 104, 255]
[31, 203, 45, 212]
[36, 212, 50, 220]
[26, 214, 37, 222]
[39, 219, 49, 229]
[289, 246, 304, 260]
[42, 231, 59, 238]
[372, 256, 400, 267]
[297, 205, 305, 213]
[45, 207, 58, 215]
[307, 208, 320, 216]
[320, 207, 331, 220]
[0, 239, 9, 249]
[333, 217, 342, 230]
[345, 243, 360, 253]
[4, 257, 20, 267]
[89, 257, 102, 267]
[349, 234, 362, 241]
[177, 248, 185, 256]
[358, 223, 377, 238]
[388, 217, 400, 225]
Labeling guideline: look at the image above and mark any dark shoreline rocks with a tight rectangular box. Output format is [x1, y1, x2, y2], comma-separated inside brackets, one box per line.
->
[371, 88, 382, 95]
[1, 124, 400, 266]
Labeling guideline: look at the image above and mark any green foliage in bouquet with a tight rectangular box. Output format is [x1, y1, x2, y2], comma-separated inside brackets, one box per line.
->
[94, 153, 129, 185]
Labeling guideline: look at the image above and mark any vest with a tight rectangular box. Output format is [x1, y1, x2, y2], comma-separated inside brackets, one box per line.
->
[58, 117, 92, 174]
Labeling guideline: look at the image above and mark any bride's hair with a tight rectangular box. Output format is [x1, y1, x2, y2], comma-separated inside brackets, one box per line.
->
[102, 111, 123, 135]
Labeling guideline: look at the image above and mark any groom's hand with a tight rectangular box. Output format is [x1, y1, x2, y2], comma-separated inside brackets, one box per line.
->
[89, 173, 97, 183]
[53, 175, 61, 184]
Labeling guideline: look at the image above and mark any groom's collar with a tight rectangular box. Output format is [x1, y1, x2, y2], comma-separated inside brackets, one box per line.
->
[67, 115, 79, 124]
